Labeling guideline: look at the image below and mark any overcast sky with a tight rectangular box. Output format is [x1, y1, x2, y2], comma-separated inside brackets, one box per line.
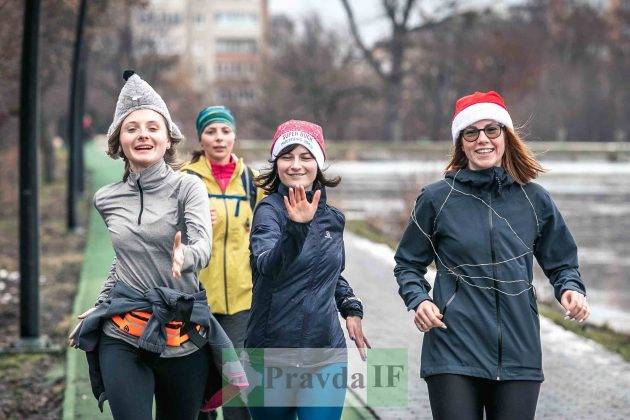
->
[267, 0, 520, 45]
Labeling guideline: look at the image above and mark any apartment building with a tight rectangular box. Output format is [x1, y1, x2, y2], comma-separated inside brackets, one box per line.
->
[132, 0, 268, 105]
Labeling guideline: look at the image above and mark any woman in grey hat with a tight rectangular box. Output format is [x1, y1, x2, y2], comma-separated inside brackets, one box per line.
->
[69, 71, 248, 419]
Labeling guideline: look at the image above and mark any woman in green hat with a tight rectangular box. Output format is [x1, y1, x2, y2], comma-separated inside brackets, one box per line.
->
[183, 106, 263, 420]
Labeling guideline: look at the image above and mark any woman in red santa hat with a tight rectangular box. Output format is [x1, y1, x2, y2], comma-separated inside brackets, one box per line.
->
[394, 91, 589, 419]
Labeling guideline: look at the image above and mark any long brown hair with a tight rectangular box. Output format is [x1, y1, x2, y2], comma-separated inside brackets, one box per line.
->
[255, 144, 341, 194]
[107, 113, 183, 181]
[445, 127, 546, 184]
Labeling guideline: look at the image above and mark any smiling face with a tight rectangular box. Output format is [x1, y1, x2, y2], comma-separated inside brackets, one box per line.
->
[200, 122, 235, 165]
[276, 145, 318, 190]
[119, 109, 170, 172]
[461, 119, 505, 171]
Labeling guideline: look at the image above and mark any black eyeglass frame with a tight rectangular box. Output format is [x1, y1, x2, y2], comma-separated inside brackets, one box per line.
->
[460, 123, 505, 142]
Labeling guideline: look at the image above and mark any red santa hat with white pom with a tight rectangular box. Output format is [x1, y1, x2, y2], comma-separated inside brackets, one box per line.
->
[451, 91, 514, 144]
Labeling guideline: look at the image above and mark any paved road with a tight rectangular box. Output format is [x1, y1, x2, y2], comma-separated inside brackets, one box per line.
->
[342, 232, 630, 419]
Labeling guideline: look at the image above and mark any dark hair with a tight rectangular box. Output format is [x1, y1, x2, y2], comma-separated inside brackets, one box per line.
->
[107, 112, 183, 181]
[445, 126, 546, 184]
[255, 144, 341, 193]
[189, 149, 205, 164]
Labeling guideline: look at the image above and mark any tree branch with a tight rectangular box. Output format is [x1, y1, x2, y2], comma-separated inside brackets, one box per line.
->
[383, 0, 398, 23]
[402, 0, 416, 26]
[340, 0, 387, 80]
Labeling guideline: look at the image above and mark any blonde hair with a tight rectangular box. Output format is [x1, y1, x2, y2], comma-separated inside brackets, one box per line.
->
[445, 127, 546, 184]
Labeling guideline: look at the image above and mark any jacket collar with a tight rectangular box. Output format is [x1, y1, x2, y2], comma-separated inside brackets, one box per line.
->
[277, 182, 327, 209]
[181, 154, 245, 185]
[445, 166, 514, 194]
[126, 159, 172, 190]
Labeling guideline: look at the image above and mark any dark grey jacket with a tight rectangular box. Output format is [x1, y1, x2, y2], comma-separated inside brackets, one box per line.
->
[74, 281, 247, 411]
[394, 166, 586, 381]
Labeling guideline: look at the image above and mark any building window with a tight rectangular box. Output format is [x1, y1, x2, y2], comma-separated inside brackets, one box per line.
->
[216, 38, 258, 54]
[216, 61, 256, 78]
[135, 35, 184, 56]
[137, 11, 182, 25]
[214, 11, 258, 28]
[217, 87, 256, 104]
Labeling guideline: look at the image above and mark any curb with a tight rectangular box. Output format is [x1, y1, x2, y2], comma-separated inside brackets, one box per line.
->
[342, 387, 380, 419]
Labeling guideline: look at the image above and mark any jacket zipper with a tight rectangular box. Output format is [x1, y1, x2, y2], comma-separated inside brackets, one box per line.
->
[297, 235, 314, 368]
[137, 180, 144, 225]
[489, 192, 503, 380]
[296, 206, 321, 367]
[222, 199, 230, 313]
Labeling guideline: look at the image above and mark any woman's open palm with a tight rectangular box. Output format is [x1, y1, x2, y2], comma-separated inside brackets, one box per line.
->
[284, 185, 320, 223]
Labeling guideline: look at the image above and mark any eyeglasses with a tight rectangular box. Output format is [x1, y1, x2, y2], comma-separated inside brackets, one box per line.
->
[461, 123, 504, 142]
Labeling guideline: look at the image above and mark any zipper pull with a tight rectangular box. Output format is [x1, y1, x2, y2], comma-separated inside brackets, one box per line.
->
[494, 171, 503, 196]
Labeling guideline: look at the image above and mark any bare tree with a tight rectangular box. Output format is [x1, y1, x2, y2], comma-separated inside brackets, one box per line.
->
[340, 0, 446, 141]
[248, 15, 376, 140]
[40, 0, 77, 183]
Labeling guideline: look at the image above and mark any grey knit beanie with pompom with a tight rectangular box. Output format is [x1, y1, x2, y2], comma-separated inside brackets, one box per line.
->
[106, 70, 184, 143]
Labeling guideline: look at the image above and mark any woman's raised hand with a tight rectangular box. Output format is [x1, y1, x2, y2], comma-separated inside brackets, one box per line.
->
[172, 231, 184, 279]
[284, 185, 321, 223]
[414, 300, 447, 333]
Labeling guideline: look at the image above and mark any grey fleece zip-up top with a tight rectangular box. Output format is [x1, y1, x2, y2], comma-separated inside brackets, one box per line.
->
[93, 159, 212, 357]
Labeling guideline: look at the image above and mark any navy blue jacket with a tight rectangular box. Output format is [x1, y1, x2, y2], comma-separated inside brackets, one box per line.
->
[246, 184, 362, 351]
[394, 167, 586, 381]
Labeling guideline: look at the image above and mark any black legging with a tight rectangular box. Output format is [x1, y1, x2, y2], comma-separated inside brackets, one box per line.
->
[99, 334, 211, 420]
[198, 310, 251, 420]
[425, 374, 541, 420]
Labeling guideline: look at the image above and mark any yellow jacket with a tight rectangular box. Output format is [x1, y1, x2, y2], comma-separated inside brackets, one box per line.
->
[181, 155, 265, 315]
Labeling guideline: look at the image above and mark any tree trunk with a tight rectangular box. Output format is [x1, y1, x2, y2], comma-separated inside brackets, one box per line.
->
[41, 120, 56, 183]
[385, 77, 403, 142]
[386, 29, 405, 142]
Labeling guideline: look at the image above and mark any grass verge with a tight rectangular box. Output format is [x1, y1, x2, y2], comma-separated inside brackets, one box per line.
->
[63, 140, 119, 419]
[346, 220, 399, 250]
[538, 304, 630, 362]
[0, 151, 88, 419]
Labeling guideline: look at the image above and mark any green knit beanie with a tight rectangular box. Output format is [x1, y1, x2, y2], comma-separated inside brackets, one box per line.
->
[195, 106, 236, 139]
